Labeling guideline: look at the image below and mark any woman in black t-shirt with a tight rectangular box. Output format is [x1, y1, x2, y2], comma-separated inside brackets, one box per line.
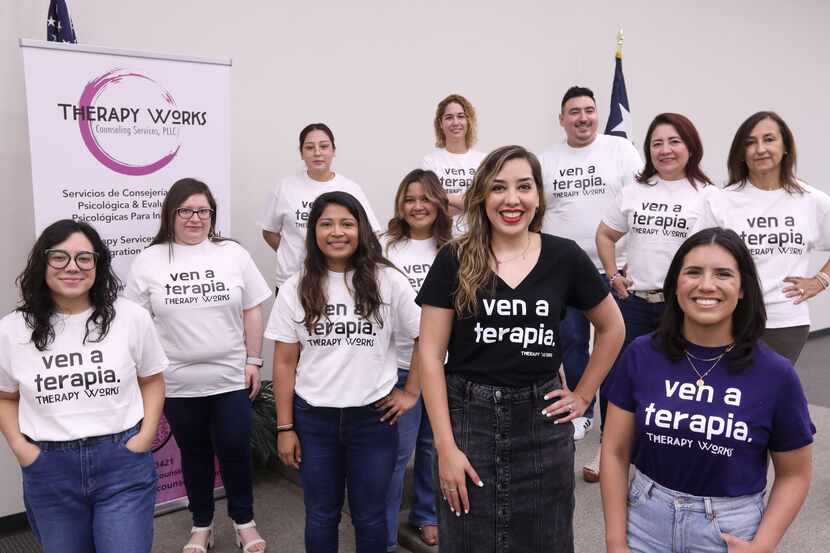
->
[416, 145, 625, 553]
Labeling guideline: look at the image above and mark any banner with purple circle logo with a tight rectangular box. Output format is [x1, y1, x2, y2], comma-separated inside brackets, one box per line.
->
[21, 40, 231, 511]
[20, 39, 231, 287]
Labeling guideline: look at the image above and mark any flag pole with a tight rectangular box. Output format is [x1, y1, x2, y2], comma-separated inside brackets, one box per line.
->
[615, 28, 624, 60]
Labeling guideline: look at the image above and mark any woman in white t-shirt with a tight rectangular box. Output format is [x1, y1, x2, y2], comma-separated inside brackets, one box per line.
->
[597, 113, 716, 350]
[381, 169, 452, 549]
[0, 219, 167, 553]
[697, 111, 830, 363]
[421, 94, 487, 233]
[593, 113, 716, 483]
[266, 191, 421, 553]
[259, 123, 381, 292]
[126, 179, 272, 553]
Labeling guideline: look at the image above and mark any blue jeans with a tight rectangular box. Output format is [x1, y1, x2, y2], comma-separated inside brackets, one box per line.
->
[560, 307, 596, 419]
[626, 468, 764, 553]
[21, 423, 157, 553]
[600, 295, 665, 433]
[294, 394, 398, 553]
[164, 388, 254, 526]
[385, 369, 437, 551]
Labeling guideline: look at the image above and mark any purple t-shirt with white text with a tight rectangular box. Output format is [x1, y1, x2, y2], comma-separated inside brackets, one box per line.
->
[605, 334, 815, 497]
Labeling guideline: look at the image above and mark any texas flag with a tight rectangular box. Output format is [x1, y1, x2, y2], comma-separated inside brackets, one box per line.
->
[604, 53, 632, 141]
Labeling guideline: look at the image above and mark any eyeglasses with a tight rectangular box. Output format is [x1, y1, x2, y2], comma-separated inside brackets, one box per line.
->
[45, 249, 99, 271]
[175, 207, 214, 220]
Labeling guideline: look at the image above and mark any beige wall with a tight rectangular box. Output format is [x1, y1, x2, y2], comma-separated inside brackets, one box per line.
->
[2, 0, 828, 517]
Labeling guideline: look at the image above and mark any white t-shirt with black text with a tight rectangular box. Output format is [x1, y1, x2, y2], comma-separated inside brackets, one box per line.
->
[383, 235, 438, 369]
[696, 182, 830, 328]
[539, 134, 642, 270]
[265, 266, 421, 407]
[421, 148, 486, 234]
[603, 178, 717, 292]
[125, 239, 272, 397]
[257, 173, 382, 286]
[0, 298, 168, 441]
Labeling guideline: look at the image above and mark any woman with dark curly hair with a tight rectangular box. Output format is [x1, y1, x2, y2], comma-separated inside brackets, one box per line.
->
[267, 191, 422, 553]
[0, 219, 167, 553]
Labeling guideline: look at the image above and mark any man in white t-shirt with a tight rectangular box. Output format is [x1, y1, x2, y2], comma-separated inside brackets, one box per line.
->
[538, 86, 642, 454]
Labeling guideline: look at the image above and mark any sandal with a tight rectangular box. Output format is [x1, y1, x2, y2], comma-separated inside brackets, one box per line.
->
[182, 523, 214, 553]
[418, 524, 438, 546]
[234, 520, 267, 553]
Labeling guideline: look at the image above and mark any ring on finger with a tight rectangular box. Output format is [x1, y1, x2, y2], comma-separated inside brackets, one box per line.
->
[799, 287, 805, 296]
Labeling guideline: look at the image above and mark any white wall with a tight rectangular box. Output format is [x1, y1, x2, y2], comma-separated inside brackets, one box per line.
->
[2, 0, 828, 517]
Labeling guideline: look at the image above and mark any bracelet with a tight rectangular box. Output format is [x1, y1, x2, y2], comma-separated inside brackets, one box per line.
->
[276, 423, 293, 430]
[246, 356, 264, 367]
[814, 272, 830, 290]
[276, 427, 295, 434]
[608, 271, 624, 284]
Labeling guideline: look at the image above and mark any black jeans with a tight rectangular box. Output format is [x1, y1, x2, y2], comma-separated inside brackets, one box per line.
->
[164, 389, 254, 527]
[440, 374, 575, 553]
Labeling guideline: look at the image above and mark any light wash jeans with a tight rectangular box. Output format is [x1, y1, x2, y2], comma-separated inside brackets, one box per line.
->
[627, 468, 765, 553]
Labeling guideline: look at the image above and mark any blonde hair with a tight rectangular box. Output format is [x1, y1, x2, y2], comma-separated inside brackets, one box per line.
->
[433, 94, 478, 149]
[453, 145, 545, 316]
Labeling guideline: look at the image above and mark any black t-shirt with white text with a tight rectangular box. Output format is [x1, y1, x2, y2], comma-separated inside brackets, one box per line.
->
[416, 233, 608, 387]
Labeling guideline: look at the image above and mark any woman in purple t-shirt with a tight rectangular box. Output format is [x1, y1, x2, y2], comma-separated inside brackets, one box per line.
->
[601, 227, 814, 553]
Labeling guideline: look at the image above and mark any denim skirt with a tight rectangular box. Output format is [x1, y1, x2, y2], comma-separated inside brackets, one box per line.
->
[439, 374, 575, 553]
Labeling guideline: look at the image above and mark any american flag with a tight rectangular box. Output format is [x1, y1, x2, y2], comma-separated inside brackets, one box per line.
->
[604, 31, 632, 142]
[47, 0, 77, 43]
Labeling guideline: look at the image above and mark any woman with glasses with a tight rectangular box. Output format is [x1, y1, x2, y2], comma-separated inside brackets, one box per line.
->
[126, 178, 272, 553]
[259, 123, 381, 294]
[0, 219, 167, 553]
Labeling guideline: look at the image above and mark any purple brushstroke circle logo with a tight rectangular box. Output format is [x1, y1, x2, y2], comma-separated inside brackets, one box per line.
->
[79, 69, 180, 176]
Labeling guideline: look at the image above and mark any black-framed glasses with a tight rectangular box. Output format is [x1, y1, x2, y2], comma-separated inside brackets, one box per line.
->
[175, 207, 214, 220]
[45, 249, 99, 271]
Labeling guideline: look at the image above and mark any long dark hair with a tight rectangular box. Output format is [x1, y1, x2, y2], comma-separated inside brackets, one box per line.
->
[16, 219, 121, 351]
[653, 227, 765, 371]
[299, 191, 394, 332]
[726, 111, 802, 193]
[149, 178, 232, 256]
[637, 113, 712, 188]
[385, 169, 452, 250]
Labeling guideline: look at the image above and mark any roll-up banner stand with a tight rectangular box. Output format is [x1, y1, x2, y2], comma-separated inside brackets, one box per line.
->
[20, 39, 232, 514]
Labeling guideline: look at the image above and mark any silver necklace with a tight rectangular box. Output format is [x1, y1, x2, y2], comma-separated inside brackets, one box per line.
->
[683, 344, 734, 386]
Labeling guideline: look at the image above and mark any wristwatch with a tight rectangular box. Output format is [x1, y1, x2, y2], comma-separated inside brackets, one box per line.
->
[246, 356, 263, 367]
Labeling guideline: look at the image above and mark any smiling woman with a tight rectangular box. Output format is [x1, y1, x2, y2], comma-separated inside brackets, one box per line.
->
[596, 113, 717, 353]
[266, 191, 422, 553]
[696, 111, 830, 364]
[0, 219, 167, 553]
[126, 178, 272, 553]
[601, 227, 815, 553]
[415, 145, 624, 552]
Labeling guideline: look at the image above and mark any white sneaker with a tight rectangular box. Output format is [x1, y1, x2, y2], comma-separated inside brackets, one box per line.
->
[572, 417, 594, 441]
[583, 445, 601, 483]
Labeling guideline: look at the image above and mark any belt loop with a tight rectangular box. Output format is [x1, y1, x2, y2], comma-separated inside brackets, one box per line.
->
[465, 378, 473, 402]
[643, 479, 655, 499]
[704, 497, 715, 521]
